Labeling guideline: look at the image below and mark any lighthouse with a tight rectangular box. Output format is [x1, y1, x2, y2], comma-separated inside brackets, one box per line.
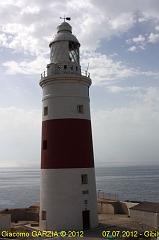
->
[39, 19, 98, 230]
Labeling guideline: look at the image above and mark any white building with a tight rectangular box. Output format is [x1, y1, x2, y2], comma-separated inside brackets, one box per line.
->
[130, 202, 159, 229]
[0, 214, 11, 230]
[39, 20, 98, 230]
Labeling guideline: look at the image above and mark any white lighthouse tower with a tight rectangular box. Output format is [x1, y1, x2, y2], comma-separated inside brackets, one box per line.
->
[39, 19, 98, 230]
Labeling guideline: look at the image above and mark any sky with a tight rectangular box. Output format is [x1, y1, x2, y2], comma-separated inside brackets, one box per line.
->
[0, 0, 159, 168]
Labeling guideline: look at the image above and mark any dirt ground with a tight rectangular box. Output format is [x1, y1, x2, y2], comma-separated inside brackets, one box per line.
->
[98, 213, 153, 232]
[8, 214, 154, 240]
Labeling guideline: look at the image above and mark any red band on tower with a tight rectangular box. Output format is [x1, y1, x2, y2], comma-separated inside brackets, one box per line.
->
[41, 119, 94, 169]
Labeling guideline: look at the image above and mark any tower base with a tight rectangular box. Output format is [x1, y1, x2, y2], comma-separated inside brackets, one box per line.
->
[40, 168, 98, 230]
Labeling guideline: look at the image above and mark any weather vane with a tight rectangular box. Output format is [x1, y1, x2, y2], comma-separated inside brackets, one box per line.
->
[60, 16, 71, 22]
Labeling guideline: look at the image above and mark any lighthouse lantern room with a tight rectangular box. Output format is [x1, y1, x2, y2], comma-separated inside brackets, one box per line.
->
[39, 19, 98, 230]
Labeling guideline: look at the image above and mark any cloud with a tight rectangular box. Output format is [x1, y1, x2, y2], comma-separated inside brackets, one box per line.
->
[127, 34, 146, 52]
[0, 0, 159, 169]
[127, 31, 159, 52]
[1, 87, 159, 168]
[0, 107, 41, 168]
[0, 0, 159, 79]
[92, 87, 159, 166]
[2, 46, 159, 86]
[0, 23, 44, 56]
[0, 33, 9, 47]
[81, 51, 159, 85]
[142, 87, 159, 109]
[2, 56, 48, 75]
[81, 51, 137, 84]
[132, 34, 146, 43]
[108, 12, 136, 33]
[106, 86, 124, 93]
[106, 86, 141, 93]
[155, 25, 159, 31]
[148, 32, 159, 43]
[2, 49, 137, 79]
[0, 0, 159, 56]
[128, 45, 137, 52]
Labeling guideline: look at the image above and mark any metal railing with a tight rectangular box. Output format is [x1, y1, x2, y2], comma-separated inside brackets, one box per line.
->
[97, 190, 118, 201]
[41, 71, 46, 79]
[40, 69, 90, 79]
[81, 70, 90, 78]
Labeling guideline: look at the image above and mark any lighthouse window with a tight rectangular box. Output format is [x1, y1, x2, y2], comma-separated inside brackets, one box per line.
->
[42, 210, 46, 220]
[81, 174, 88, 184]
[44, 106, 48, 116]
[82, 190, 89, 194]
[69, 41, 79, 64]
[43, 140, 47, 150]
[77, 105, 84, 114]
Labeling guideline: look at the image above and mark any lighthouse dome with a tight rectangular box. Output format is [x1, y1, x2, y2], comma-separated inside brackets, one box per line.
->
[49, 22, 80, 47]
[57, 22, 72, 33]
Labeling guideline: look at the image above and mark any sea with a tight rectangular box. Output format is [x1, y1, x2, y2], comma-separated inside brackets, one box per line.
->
[0, 166, 159, 210]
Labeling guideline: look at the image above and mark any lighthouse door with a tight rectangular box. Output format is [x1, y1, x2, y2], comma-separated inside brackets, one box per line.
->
[82, 210, 90, 229]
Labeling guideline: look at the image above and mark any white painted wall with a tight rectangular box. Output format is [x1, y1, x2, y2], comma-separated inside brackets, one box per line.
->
[123, 202, 139, 216]
[42, 80, 91, 120]
[40, 74, 98, 230]
[40, 75, 91, 90]
[42, 96, 90, 120]
[0, 214, 11, 230]
[130, 209, 158, 228]
[40, 168, 98, 230]
[97, 202, 115, 214]
[42, 82, 89, 97]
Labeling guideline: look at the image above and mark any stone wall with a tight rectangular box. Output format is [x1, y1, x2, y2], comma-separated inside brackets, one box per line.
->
[98, 202, 115, 214]
[130, 209, 158, 228]
[97, 200, 127, 214]
[0, 214, 11, 230]
[0, 205, 39, 223]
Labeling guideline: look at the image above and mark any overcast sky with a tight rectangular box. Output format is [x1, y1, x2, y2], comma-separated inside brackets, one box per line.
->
[0, 0, 159, 168]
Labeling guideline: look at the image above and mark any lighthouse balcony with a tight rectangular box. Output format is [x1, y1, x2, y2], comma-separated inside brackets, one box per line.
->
[40, 63, 90, 80]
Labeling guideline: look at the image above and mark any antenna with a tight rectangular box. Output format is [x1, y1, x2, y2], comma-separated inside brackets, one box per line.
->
[86, 63, 90, 72]
[60, 16, 71, 22]
[85, 63, 90, 77]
